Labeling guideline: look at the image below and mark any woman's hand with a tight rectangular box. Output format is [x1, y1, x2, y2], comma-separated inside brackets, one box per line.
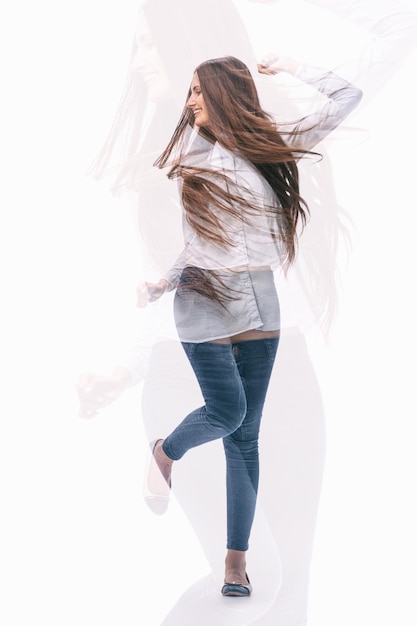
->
[258, 53, 300, 76]
[136, 279, 168, 308]
[76, 368, 132, 418]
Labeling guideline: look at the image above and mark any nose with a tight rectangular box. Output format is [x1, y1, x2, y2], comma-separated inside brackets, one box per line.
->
[187, 93, 196, 108]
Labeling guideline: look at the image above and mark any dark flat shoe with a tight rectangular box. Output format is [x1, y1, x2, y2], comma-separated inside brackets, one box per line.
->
[221, 573, 252, 597]
[143, 439, 171, 515]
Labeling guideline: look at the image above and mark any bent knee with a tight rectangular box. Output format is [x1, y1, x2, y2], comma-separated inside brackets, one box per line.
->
[207, 401, 247, 436]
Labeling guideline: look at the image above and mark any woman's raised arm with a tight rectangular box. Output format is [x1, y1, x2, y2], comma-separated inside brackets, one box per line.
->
[259, 54, 363, 152]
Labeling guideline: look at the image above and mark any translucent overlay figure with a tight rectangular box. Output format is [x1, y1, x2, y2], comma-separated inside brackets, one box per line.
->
[77, 1, 417, 624]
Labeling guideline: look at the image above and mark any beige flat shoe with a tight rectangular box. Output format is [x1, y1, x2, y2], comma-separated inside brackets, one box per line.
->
[143, 439, 171, 515]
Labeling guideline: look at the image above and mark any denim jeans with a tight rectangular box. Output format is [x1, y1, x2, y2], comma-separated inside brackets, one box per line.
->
[162, 337, 279, 552]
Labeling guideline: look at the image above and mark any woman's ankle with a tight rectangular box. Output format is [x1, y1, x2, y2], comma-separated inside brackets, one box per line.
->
[225, 549, 247, 582]
[154, 439, 173, 483]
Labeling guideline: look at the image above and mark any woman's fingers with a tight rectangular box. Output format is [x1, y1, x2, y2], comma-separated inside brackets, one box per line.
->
[258, 63, 279, 75]
[137, 279, 168, 307]
[258, 52, 281, 74]
[258, 53, 299, 75]
[145, 279, 168, 302]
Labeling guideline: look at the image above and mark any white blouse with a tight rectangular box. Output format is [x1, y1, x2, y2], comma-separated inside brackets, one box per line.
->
[164, 64, 362, 291]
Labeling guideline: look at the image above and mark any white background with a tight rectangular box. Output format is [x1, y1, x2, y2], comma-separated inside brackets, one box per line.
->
[1, 1, 416, 624]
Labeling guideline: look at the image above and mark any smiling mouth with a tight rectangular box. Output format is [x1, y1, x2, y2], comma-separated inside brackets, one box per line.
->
[193, 108, 202, 115]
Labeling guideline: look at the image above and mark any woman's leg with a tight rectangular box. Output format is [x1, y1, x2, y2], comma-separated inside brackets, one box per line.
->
[151, 335, 278, 589]
[162, 341, 247, 461]
[223, 336, 279, 582]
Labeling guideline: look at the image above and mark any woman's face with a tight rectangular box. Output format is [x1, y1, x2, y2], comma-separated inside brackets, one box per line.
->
[132, 12, 171, 102]
[187, 73, 210, 128]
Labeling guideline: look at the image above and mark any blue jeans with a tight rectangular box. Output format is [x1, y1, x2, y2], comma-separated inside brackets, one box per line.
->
[162, 337, 279, 552]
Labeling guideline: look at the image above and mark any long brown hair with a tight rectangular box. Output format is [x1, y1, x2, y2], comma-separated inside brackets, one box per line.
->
[155, 56, 317, 270]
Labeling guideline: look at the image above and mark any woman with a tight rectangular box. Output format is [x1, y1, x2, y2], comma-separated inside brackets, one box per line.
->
[143, 55, 362, 596]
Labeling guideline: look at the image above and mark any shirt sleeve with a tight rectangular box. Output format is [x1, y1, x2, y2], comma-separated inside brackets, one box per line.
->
[164, 244, 190, 291]
[281, 64, 363, 152]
